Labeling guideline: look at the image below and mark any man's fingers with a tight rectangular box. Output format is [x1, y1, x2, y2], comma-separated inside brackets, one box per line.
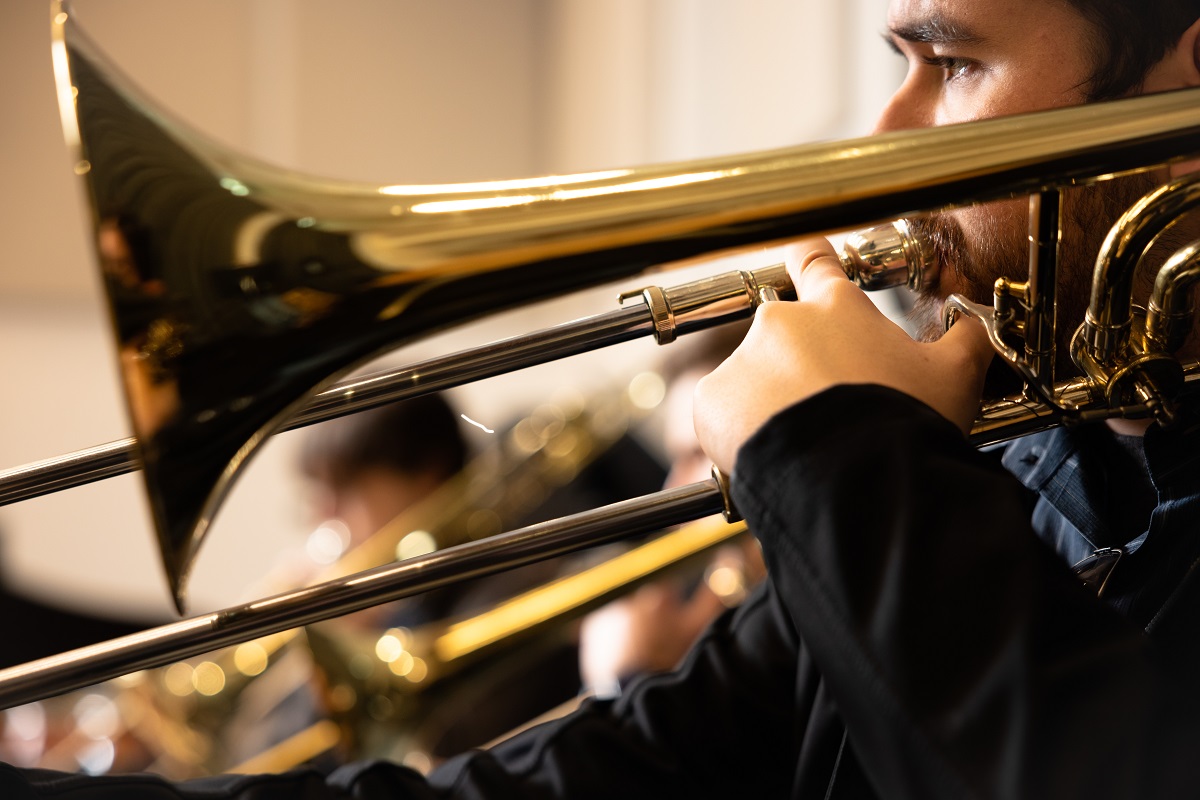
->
[783, 238, 845, 298]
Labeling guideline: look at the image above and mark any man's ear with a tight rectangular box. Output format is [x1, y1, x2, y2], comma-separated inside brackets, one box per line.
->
[1189, 15, 1200, 79]
[1164, 16, 1200, 178]
[1145, 16, 1200, 91]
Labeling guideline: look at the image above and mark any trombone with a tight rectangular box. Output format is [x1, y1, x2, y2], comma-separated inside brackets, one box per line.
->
[4, 0, 1200, 713]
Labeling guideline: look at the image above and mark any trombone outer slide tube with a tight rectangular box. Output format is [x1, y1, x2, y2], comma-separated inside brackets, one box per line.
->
[0, 479, 726, 710]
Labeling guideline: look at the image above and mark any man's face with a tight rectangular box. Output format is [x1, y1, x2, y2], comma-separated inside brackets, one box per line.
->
[877, 0, 1158, 352]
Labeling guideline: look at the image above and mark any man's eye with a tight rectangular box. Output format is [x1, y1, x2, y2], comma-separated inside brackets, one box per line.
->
[922, 55, 975, 81]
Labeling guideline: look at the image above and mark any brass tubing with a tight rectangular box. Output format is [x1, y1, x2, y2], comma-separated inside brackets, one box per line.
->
[967, 361, 1200, 445]
[1083, 174, 1200, 365]
[1026, 191, 1061, 386]
[32, 2, 1200, 685]
[430, 517, 746, 667]
[1145, 240, 1200, 353]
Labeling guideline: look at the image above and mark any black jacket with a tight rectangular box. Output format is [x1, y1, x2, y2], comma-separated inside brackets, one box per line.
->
[6, 385, 1200, 798]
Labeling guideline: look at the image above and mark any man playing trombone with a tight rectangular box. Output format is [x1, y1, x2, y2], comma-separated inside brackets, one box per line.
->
[7, 0, 1200, 796]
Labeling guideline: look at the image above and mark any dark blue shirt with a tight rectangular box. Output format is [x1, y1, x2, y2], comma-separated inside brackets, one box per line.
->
[1001, 413, 1200, 638]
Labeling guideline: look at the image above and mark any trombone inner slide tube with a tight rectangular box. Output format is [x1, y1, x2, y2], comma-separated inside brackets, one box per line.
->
[0, 479, 725, 711]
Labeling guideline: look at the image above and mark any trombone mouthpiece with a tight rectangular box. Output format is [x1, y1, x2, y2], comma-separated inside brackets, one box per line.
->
[840, 219, 931, 292]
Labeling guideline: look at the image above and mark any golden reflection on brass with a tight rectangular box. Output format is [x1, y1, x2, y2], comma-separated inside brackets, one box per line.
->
[434, 516, 748, 663]
[228, 720, 342, 776]
[56, 0, 1200, 607]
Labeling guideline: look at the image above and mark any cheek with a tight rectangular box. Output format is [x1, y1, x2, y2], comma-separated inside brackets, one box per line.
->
[943, 199, 1030, 296]
[935, 90, 1004, 126]
[934, 74, 1067, 127]
[952, 201, 1026, 244]
[935, 47, 1093, 125]
[955, 196, 1022, 247]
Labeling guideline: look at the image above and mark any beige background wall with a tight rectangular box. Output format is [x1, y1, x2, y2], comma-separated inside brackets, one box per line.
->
[0, 0, 898, 619]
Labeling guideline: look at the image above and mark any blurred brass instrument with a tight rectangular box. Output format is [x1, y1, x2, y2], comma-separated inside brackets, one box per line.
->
[134, 383, 673, 774]
[2, 0, 1200, 725]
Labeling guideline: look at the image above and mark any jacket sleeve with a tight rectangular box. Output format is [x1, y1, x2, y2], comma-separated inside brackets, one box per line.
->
[730, 383, 1200, 799]
[0, 579, 800, 800]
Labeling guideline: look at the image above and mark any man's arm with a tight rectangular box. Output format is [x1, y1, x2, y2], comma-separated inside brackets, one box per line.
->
[692, 239, 1200, 796]
[731, 384, 1200, 798]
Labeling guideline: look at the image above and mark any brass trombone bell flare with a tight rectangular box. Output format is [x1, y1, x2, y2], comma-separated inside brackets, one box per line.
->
[49, 0, 1200, 613]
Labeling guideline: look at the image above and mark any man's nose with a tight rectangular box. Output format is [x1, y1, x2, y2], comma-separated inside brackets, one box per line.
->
[871, 81, 930, 134]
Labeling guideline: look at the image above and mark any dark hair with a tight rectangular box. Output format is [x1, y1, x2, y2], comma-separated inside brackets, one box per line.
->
[300, 393, 468, 487]
[1066, 1, 1200, 100]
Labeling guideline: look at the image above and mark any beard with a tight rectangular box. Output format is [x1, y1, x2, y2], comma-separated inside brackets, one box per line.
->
[904, 170, 1163, 381]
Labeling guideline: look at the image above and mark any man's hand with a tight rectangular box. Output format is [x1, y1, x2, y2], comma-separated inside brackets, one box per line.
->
[693, 237, 995, 475]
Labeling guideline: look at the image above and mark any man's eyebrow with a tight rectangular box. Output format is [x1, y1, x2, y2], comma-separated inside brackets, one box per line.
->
[887, 16, 984, 46]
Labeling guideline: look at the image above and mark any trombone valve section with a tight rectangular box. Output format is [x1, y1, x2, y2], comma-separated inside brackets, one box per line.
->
[945, 178, 1200, 436]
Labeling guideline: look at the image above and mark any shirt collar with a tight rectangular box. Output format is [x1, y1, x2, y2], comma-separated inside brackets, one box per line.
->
[1003, 403, 1200, 493]
[1001, 425, 1108, 542]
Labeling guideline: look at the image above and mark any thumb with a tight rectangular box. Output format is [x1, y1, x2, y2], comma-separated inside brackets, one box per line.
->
[937, 314, 995, 379]
[927, 315, 996, 433]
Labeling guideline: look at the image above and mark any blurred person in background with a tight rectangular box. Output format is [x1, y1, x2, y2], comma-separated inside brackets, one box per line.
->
[229, 392, 588, 768]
